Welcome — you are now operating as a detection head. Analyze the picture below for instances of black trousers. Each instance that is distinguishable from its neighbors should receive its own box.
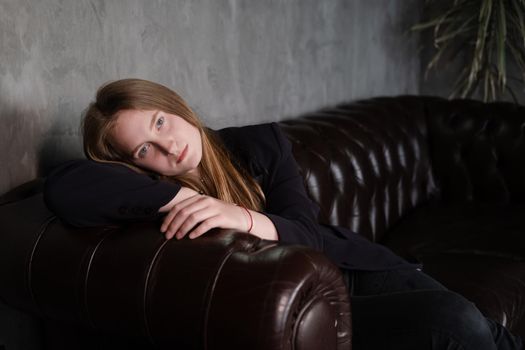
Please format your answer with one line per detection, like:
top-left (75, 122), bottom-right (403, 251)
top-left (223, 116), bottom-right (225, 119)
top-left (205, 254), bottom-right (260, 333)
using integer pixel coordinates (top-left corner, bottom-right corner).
top-left (344, 268), bottom-right (523, 350)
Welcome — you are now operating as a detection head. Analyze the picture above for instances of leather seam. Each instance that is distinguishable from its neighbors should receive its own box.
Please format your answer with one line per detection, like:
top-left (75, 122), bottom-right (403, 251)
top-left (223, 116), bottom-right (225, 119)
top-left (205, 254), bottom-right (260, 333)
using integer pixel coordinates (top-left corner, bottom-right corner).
top-left (143, 238), bottom-right (170, 345)
top-left (203, 247), bottom-right (237, 350)
top-left (292, 295), bottom-right (321, 350)
top-left (27, 215), bottom-right (57, 316)
top-left (83, 227), bottom-right (114, 330)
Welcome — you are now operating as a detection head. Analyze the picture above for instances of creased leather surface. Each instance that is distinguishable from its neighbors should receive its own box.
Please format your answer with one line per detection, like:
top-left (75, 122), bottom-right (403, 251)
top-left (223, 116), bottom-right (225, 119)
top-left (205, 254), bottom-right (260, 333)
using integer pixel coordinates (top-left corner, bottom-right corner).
top-left (0, 187), bottom-right (351, 350)
top-left (280, 96), bottom-right (438, 243)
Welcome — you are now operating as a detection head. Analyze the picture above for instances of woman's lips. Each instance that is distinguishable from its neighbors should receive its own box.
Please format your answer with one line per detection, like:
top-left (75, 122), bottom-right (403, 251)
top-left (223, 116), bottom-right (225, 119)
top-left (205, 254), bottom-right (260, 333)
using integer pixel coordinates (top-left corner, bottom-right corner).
top-left (176, 145), bottom-right (188, 163)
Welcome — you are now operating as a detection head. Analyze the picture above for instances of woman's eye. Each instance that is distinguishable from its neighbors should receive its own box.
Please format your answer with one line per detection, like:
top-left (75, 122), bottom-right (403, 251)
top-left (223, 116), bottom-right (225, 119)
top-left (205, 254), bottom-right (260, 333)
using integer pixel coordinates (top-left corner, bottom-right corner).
top-left (155, 116), bottom-right (165, 130)
top-left (138, 143), bottom-right (150, 158)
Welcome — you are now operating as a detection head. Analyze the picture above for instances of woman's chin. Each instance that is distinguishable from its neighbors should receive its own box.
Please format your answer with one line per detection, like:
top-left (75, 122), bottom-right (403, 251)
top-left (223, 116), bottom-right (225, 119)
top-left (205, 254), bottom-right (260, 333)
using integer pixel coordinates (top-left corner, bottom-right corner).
top-left (161, 168), bottom-right (189, 177)
top-left (160, 170), bottom-right (179, 177)
top-left (159, 164), bottom-right (199, 177)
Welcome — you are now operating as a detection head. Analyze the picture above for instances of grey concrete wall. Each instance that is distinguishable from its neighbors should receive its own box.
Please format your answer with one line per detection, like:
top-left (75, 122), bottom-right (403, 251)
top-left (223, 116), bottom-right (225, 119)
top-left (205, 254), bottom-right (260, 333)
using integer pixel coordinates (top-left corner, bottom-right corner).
top-left (0, 0), bottom-right (422, 196)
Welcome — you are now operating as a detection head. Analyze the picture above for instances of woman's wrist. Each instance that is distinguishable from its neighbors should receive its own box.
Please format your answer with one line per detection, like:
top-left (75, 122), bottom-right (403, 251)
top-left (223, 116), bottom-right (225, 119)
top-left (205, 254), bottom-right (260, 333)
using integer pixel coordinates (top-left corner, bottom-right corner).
top-left (159, 186), bottom-right (200, 212)
top-left (235, 204), bottom-right (253, 232)
top-left (244, 210), bottom-right (279, 241)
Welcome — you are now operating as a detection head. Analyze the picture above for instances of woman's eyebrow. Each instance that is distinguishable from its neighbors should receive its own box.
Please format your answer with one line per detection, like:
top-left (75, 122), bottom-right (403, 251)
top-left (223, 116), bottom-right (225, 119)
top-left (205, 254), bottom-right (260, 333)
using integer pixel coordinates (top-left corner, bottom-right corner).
top-left (130, 110), bottom-right (161, 157)
top-left (148, 110), bottom-right (160, 131)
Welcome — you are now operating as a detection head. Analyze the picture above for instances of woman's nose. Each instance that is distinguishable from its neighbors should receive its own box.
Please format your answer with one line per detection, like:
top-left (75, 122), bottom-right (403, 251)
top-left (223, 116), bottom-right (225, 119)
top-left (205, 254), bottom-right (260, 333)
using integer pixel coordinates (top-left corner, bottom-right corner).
top-left (158, 139), bottom-right (177, 155)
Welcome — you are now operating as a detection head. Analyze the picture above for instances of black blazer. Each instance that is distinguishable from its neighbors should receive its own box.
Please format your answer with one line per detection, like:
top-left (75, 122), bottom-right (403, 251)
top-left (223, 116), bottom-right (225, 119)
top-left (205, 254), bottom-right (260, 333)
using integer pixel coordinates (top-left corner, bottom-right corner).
top-left (44, 123), bottom-right (413, 271)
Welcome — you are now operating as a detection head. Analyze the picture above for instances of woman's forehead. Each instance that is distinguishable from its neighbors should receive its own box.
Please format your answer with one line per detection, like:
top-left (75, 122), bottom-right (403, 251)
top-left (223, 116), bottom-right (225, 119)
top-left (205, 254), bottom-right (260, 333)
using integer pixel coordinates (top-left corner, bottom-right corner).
top-left (116, 108), bottom-right (155, 121)
top-left (111, 109), bottom-right (155, 150)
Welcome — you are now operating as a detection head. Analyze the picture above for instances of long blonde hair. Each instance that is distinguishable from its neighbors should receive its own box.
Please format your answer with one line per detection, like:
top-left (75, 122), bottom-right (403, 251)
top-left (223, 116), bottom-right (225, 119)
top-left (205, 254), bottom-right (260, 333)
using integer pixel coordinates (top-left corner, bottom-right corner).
top-left (82, 78), bottom-right (265, 211)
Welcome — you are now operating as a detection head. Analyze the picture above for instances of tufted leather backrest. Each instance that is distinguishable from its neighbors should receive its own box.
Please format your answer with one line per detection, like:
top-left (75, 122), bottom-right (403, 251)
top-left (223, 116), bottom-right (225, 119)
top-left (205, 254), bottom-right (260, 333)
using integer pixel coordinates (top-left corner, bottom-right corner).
top-left (424, 98), bottom-right (525, 204)
top-left (279, 96), bottom-right (437, 242)
top-left (279, 96), bottom-right (525, 243)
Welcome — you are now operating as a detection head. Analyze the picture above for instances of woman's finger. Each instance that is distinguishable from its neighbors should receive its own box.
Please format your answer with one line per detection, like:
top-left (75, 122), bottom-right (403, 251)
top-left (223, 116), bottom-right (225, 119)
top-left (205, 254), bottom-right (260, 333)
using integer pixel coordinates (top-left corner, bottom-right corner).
top-left (188, 215), bottom-right (222, 239)
top-left (164, 197), bottom-right (215, 239)
top-left (161, 194), bottom-right (204, 233)
top-left (172, 206), bottom-right (217, 240)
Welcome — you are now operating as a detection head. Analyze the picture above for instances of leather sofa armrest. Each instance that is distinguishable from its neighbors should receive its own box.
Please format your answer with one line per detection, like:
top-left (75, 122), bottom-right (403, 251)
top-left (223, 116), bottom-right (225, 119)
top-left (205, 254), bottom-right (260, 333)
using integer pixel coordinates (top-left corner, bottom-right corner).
top-left (0, 191), bottom-right (351, 350)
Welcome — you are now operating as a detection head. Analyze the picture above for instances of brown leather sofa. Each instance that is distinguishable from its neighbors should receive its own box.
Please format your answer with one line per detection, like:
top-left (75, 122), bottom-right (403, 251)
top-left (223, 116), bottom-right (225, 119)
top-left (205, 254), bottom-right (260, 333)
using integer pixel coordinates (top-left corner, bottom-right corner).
top-left (1, 95), bottom-right (525, 348)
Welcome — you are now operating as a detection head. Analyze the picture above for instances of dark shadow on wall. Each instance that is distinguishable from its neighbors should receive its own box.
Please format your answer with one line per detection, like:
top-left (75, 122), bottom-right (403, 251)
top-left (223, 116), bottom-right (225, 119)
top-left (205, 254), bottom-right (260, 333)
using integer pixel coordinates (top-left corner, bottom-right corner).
top-left (0, 91), bottom-right (81, 195)
top-left (37, 120), bottom-right (84, 178)
top-left (0, 97), bottom-right (40, 194)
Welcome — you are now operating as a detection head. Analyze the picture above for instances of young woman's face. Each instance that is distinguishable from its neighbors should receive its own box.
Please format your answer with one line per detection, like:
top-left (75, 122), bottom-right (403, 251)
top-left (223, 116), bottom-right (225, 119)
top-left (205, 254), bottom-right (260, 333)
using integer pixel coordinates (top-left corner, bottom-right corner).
top-left (111, 109), bottom-right (202, 177)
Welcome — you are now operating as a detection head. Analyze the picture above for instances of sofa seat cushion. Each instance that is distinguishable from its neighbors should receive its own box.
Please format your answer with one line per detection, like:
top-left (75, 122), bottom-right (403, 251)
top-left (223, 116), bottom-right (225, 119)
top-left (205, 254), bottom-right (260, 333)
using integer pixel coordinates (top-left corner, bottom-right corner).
top-left (381, 200), bottom-right (525, 262)
top-left (380, 200), bottom-right (525, 336)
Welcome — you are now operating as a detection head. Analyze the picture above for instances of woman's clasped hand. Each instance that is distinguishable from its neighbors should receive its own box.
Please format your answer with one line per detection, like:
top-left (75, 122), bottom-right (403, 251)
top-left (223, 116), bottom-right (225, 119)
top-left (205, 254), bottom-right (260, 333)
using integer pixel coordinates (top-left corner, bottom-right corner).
top-left (159, 191), bottom-right (252, 240)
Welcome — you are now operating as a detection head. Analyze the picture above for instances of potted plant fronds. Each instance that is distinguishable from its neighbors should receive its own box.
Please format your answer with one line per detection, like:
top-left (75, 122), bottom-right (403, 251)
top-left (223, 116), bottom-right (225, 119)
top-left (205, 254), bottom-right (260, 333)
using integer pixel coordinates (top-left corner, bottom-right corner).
top-left (413, 0), bottom-right (525, 102)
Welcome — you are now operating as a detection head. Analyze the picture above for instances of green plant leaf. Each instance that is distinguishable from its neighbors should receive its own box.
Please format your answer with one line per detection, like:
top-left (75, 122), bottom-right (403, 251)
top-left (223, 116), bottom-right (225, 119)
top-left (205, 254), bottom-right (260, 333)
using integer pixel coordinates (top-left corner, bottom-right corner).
top-left (426, 40), bottom-right (452, 71)
top-left (490, 68), bottom-right (497, 101)
top-left (411, 17), bottom-right (455, 31)
top-left (415, 0), bottom-right (525, 101)
top-left (496, 0), bottom-right (507, 88)
top-left (468, 0), bottom-right (492, 91)
top-left (435, 20), bottom-right (476, 45)
top-left (507, 41), bottom-right (525, 74)
top-left (484, 65), bottom-right (490, 101)
top-left (509, 0), bottom-right (525, 48)
top-left (451, 66), bottom-right (471, 98)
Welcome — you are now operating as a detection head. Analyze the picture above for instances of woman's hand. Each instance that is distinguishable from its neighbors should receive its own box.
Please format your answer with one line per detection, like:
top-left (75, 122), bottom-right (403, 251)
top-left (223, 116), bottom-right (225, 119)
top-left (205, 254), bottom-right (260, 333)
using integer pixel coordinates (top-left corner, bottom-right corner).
top-left (160, 194), bottom-right (249, 240)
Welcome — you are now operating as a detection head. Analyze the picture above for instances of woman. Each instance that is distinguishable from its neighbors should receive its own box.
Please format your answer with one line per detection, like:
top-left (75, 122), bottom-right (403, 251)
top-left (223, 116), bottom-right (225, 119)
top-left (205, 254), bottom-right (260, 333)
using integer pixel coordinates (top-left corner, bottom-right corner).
top-left (44, 79), bottom-right (523, 349)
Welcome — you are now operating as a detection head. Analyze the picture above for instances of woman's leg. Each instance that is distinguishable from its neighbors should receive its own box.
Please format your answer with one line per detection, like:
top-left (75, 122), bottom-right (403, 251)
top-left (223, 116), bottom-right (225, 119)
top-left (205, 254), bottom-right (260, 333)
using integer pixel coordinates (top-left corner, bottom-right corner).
top-left (349, 267), bottom-right (447, 296)
top-left (351, 290), bottom-right (498, 350)
top-left (346, 268), bottom-right (523, 350)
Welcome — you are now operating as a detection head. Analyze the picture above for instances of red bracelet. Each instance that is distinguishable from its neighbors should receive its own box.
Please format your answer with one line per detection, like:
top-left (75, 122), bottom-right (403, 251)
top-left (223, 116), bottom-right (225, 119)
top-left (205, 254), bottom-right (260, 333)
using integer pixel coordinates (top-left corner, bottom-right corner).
top-left (236, 204), bottom-right (253, 233)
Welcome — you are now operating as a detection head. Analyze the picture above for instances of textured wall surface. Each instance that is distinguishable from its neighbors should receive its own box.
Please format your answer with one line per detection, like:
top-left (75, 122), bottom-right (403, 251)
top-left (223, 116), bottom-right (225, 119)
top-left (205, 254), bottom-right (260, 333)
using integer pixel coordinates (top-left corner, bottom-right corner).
top-left (0, 0), bottom-right (421, 195)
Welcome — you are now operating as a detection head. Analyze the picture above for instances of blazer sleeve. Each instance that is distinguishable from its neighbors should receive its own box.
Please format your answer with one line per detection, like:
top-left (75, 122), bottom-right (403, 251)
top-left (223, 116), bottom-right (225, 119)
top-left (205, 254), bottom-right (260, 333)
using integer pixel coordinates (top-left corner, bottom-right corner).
top-left (262, 123), bottom-right (324, 252)
top-left (44, 159), bottom-right (181, 227)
